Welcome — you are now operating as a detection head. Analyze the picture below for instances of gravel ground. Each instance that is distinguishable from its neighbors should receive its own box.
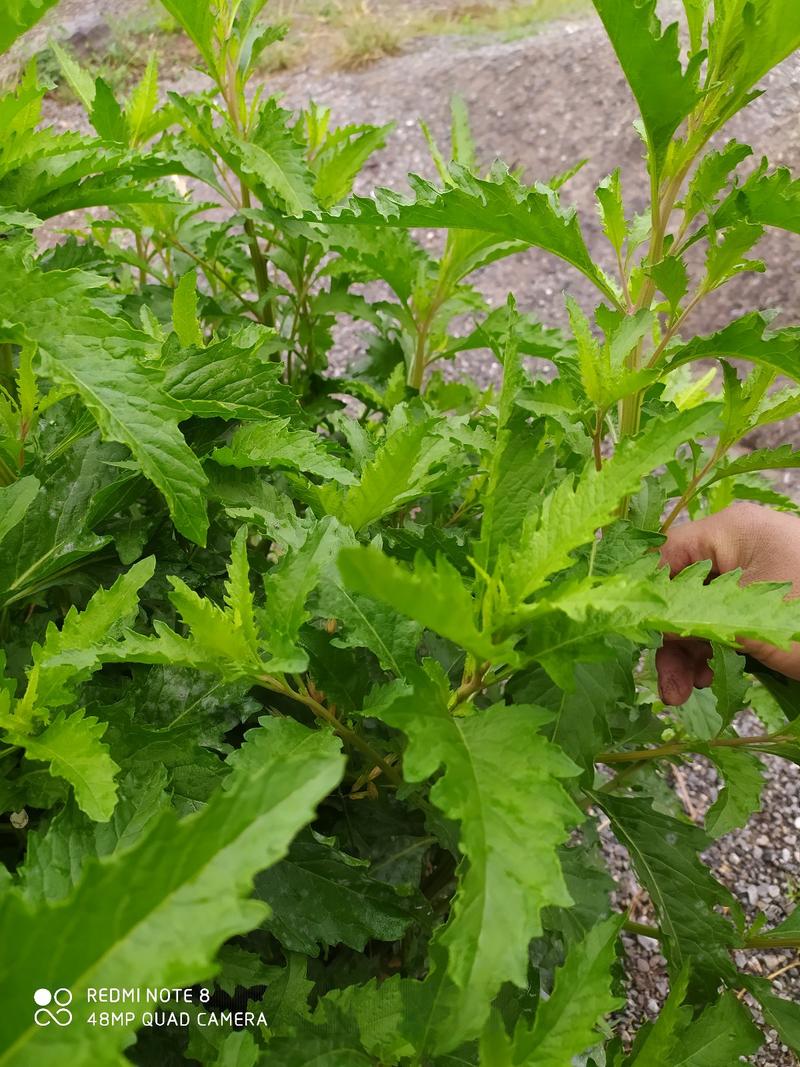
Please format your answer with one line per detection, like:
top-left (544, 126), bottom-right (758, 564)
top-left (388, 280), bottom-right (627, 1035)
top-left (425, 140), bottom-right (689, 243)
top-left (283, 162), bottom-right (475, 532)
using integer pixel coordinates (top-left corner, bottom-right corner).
top-left (9, 3), bottom-right (800, 1061)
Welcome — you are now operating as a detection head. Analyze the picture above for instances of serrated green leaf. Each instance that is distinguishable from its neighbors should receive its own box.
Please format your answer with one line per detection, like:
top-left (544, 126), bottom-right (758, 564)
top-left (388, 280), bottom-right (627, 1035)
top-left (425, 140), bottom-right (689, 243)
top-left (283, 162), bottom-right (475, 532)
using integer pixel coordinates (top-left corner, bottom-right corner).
top-left (705, 444), bottom-right (800, 485)
top-left (682, 0), bottom-right (708, 53)
top-left (512, 653), bottom-right (636, 774)
top-left (49, 40), bottom-right (96, 113)
top-left (0, 441), bottom-right (111, 609)
top-left (172, 270), bottom-right (203, 348)
top-left (684, 141), bottom-right (753, 223)
top-left (18, 768), bottom-right (170, 903)
top-left (705, 748), bottom-right (764, 838)
top-left (705, 220), bottom-right (764, 289)
top-left (671, 992), bottom-right (761, 1065)
top-left (567, 299), bottom-right (656, 409)
top-left (754, 903), bottom-right (800, 944)
top-left (338, 548), bottom-right (516, 665)
top-left (323, 164), bottom-right (619, 305)
top-left (169, 94), bottom-right (314, 215)
top-left (308, 977), bottom-right (416, 1062)
top-left (596, 169), bottom-right (626, 254)
top-left (667, 312), bottom-right (800, 383)
top-left (648, 561), bottom-right (800, 648)
top-left (544, 572), bottom-right (666, 630)
top-left (0, 477), bottom-right (39, 545)
top-left (507, 914), bottom-right (624, 1065)
top-left (443, 303), bottom-right (568, 363)
top-left (0, 716), bottom-right (343, 1067)
top-left (224, 527), bottom-right (259, 654)
top-left (158, 0), bottom-right (219, 75)
top-left (625, 965), bottom-right (691, 1066)
top-left (708, 1), bottom-right (800, 123)
top-left (167, 574), bottom-right (260, 674)
top-left (2, 709), bottom-right (119, 822)
top-left (261, 518), bottom-right (350, 672)
top-left (96, 670), bottom-right (258, 808)
top-left (0, 239), bottom-right (208, 544)
top-left (322, 223), bottom-right (431, 304)
top-left (326, 417), bottom-right (453, 531)
top-left (499, 405), bottom-right (718, 603)
top-left (124, 52), bottom-right (159, 146)
top-left (213, 418), bottom-right (357, 485)
top-left (449, 93), bottom-right (477, 170)
top-left (474, 308), bottom-right (557, 570)
top-left (163, 325), bottom-right (294, 421)
top-left (237, 98), bottom-right (316, 215)
top-left (749, 978), bottom-right (800, 1056)
top-left (0, 0), bottom-right (60, 52)
top-left (719, 163), bottom-right (800, 235)
top-left (626, 972), bottom-right (762, 1066)
top-left (648, 256), bottom-right (689, 316)
top-left (259, 952), bottom-right (313, 1032)
top-left (550, 841), bottom-right (615, 946)
top-left (14, 557), bottom-right (155, 721)
top-left (312, 122), bottom-right (393, 209)
top-left (372, 664), bottom-right (581, 1043)
top-left (316, 578), bottom-right (421, 676)
top-left (592, 794), bottom-right (740, 988)
top-left (260, 1036), bottom-right (372, 1066)
top-left (254, 831), bottom-right (417, 955)
top-left (188, 1028), bottom-right (259, 1067)
top-left (709, 643), bottom-right (748, 726)
top-left (519, 608), bottom-right (629, 689)
top-left (591, 0), bottom-right (702, 174)
top-left (89, 78), bottom-right (127, 144)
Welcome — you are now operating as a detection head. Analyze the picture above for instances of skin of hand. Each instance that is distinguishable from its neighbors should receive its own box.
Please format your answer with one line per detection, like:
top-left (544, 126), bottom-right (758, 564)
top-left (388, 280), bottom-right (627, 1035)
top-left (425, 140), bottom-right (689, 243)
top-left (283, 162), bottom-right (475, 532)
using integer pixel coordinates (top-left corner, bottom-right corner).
top-left (657, 503), bottom-right (800, 706)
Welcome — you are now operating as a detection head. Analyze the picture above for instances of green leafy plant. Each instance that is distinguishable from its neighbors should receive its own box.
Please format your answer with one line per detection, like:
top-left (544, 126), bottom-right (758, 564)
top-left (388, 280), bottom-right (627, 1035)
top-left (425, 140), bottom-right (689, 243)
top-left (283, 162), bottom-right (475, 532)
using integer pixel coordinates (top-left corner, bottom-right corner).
top-left (2, 1), bottom-right (800, 1064)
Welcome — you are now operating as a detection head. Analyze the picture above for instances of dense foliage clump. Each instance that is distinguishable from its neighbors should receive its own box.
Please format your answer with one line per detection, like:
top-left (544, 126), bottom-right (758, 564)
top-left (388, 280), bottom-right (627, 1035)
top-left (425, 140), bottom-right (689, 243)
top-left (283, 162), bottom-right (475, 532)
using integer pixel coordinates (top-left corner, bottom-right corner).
top-left (2, 1), bottom-right (800, 1063)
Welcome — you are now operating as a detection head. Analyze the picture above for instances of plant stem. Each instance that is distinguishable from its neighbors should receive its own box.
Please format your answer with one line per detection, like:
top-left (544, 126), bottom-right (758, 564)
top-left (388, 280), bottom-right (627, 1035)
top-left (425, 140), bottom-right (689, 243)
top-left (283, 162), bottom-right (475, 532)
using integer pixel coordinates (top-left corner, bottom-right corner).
top-left (220, 53), bottom-right (276, 330)
top-left (661, 442), bottom-right (724, 532)
top-left (0, 343), bottom-right (14, 386)
top-left (166, 235), bottom-right (259, 316)
top-left (256, 673), bottom-right (403, 788)
top-left (746, 937), bottom-right (800, 951)
top-left (597, 732), bottom-right (787, 765)
top-left (623, 919), bottom-right (662, 940)
top-left (409, 310), bottom-right (434, 391)
top-left (134, 234), bottom-right (148, 290)
top-left (409, 285), bottom-right (447, 391)
top-left (618, 161), bottom-right (695, 468)
top-left (645, 287), bottom-right (706, 370)
top-left (592, 410), bottom-right (604, 472)
top-left (624, 919), bottom-right (800, 951)
top-left (240, 183), bottom-right (276, 328)
top-left (616, 246), bottom-right (632, 312)
top-left (449, 661), bottom-right (491, 710)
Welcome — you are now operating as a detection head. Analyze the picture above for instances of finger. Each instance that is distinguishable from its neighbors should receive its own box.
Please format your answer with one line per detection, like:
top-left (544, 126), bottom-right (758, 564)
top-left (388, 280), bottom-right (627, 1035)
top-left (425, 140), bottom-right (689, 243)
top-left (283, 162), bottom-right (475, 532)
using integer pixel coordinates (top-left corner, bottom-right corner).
top-left (659, 504), bottom-right (777, 579)
top-left (656, 643), bottom-right (696, 706)
top-left (738, 636), bottom-right (800, 681)
top-left (696, 659), bottom-right (714, 688)
top-left (659, 514), bottom-right (725, 577)
top-left (680, 637), bottom-right (714, 687)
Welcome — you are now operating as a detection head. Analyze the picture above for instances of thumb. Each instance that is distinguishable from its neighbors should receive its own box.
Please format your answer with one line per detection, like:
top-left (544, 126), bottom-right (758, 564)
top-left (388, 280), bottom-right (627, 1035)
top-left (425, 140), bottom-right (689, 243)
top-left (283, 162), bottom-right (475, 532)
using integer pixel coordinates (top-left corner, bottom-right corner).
top-left (659, 508), bottom-right (749, 579)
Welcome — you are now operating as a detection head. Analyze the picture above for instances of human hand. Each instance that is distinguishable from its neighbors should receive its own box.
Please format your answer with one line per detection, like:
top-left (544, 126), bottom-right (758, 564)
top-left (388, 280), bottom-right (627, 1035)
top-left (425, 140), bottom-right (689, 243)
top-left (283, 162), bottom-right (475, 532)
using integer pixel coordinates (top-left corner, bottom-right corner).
top-left (656, 503), bottom-right (800, 706)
